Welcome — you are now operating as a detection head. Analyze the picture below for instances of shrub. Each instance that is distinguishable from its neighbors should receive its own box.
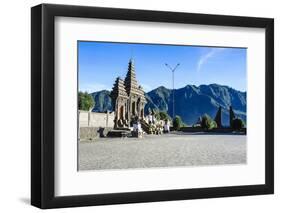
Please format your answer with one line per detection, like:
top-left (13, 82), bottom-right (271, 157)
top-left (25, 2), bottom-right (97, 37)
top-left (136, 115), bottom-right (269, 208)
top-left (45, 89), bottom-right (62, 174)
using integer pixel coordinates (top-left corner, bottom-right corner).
top-left (173, 115), bottom-right (183, 131)
top-left (78, 91), bottom-right (94, 111)
top-left (231, 118), bottom-right (245, 130)
top-left (200, 114), bottom-right (217, 130)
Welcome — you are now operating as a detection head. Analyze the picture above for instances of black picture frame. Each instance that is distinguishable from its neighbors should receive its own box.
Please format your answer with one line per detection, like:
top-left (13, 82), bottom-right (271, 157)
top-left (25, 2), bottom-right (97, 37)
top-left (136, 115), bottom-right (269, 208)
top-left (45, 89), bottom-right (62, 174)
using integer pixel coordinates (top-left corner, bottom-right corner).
top-left (31, 3), bottom-right (274, 209)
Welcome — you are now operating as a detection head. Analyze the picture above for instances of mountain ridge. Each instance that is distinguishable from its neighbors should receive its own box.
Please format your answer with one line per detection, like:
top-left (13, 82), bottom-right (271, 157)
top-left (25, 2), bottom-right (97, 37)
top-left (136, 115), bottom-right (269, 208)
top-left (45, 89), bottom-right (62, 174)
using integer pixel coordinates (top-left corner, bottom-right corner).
top-left (90, 84), bottom-right (246, 126)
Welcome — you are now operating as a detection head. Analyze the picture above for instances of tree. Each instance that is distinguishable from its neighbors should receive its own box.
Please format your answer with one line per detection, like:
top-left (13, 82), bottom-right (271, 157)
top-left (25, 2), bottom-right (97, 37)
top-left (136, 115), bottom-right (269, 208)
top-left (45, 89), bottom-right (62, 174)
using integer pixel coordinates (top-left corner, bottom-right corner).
top-left (200, 114), bottom-right (217, 130)
top-left (78, 91), bottom-right (94, 111)
top-left (173, 115), bottom-right (183, 131)
top-left (229, 106), bottom-right (236, 128)
top-left (214, 106), bottom-right (222, 128)
top-left (231, 118), bottom-right (245, 130)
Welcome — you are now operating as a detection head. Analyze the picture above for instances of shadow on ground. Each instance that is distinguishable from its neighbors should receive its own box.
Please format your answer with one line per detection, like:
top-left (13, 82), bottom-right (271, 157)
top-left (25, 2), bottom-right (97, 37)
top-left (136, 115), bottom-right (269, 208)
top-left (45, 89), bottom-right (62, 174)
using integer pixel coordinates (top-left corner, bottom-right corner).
top-left (19, 197), bottom-right (30, 205)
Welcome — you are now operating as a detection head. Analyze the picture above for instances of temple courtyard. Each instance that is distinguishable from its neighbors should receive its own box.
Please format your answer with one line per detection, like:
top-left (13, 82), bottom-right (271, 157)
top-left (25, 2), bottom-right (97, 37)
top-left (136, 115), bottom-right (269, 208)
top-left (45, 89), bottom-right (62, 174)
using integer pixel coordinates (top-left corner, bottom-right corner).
top-left (78, 132), bottom-right (246, 171)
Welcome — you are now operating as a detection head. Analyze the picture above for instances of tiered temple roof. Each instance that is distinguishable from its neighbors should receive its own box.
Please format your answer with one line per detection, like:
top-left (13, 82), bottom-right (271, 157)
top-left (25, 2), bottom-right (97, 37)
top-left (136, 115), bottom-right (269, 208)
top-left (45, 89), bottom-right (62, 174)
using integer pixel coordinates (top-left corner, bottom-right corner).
top-left (111, 59), bottom-right (146, 102)
top-left (124, 59), bottom-right (146, 101)
top-left (111, 77), bottom-right (128, 100)
top-left (124, 59), bottom-right (138, 94)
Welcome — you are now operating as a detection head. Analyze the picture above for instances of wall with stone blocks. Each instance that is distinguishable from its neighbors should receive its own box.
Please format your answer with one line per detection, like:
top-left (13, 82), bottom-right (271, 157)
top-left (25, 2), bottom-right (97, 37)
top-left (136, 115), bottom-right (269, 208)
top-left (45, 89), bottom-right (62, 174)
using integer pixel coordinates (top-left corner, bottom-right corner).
top-left (79, 127), bottom-right (113, 139)
top-left (79, 110), bottom-right (115, 128)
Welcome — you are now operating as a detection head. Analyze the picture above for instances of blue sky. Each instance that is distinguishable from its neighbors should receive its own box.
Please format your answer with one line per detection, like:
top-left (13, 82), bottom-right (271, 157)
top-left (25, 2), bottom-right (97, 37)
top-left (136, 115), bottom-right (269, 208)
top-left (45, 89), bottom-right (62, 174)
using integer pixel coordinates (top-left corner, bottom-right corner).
top-left (78, 41), bottom-right (247, 93)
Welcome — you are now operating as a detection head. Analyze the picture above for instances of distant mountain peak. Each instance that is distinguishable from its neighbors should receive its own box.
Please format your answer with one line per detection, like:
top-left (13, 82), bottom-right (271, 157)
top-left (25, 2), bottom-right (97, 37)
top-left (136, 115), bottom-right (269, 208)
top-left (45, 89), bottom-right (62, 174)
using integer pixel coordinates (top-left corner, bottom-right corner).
top-left (153, 85), bottom-right (170, 91)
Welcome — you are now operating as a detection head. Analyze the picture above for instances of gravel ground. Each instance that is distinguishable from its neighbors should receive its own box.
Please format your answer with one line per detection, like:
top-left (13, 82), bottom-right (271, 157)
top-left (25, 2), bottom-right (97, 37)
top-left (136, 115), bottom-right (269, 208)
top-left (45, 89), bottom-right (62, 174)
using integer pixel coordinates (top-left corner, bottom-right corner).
top-left (78, 132), bottom-right (246, 171)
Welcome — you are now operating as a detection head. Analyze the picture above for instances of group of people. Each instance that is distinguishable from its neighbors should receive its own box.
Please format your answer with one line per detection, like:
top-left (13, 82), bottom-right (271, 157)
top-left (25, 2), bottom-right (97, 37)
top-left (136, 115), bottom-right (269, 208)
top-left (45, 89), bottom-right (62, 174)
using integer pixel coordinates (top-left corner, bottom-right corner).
top-left (148, 119), bottom-right (170, 135)
top-left (147, 113), bottom-right (170, 134)
top-left (131, 114), bottom-right (171, 138)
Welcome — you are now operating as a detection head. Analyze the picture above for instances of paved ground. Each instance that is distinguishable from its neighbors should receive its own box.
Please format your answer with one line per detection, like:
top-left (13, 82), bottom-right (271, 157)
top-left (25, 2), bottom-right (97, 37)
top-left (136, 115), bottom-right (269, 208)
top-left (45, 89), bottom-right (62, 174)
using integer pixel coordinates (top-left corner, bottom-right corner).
top-left (78, 132), bottom-right (246, 171)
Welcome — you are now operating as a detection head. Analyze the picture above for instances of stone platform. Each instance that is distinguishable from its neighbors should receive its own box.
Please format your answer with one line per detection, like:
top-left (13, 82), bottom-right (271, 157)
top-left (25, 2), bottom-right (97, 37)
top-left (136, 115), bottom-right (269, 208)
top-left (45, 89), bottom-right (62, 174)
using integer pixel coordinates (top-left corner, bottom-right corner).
top-left (107, 129), bottom-right (131, 138)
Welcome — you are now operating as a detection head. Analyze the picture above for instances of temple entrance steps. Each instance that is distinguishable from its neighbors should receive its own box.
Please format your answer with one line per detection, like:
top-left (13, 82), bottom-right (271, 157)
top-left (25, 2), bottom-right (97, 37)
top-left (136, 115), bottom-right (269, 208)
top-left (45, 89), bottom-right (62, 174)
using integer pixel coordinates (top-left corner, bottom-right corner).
top-left (140, 119), bottom-right (150, 134)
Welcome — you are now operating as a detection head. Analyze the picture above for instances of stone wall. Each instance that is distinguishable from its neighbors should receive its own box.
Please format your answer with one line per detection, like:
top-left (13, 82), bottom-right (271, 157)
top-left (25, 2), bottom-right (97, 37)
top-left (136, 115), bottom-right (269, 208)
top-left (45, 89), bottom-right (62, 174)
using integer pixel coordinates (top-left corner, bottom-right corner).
top-left (79, 127), bottom-right (113, 140)
top-left (79, 111), bottom-right (115, 140)
top-left (180, 127), bottom-right (246, 134)
top-left (79, 110), bottom-right (115, 128)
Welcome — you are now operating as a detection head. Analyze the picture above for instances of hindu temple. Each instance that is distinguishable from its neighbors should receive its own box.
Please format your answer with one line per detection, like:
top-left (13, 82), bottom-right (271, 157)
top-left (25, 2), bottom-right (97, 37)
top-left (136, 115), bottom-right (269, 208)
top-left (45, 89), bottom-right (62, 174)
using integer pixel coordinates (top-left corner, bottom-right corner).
top-left (110, 59), bottom-right (147, 129)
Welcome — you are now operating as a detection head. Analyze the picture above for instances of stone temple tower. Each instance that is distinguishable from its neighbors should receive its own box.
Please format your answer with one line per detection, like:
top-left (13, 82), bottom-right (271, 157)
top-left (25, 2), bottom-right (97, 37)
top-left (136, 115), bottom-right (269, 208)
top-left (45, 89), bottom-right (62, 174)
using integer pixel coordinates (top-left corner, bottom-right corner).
top-left (110, 59), bottom-right (146, 128)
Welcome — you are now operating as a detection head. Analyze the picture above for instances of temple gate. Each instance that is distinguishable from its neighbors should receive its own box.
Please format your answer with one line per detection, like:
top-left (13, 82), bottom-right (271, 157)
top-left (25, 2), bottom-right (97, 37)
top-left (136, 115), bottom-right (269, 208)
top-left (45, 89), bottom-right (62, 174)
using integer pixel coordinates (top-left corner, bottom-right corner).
top-left (110, 59), bottom-right (147, 128)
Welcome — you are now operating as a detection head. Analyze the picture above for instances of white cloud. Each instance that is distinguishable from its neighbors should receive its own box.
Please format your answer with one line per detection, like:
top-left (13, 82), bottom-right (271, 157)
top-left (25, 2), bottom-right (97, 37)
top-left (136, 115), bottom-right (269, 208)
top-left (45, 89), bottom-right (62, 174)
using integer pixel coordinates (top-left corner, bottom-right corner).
top-left (197, 48), bottom-right (226, 72)
top-left (79, 83), bottom-right (110, 93)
